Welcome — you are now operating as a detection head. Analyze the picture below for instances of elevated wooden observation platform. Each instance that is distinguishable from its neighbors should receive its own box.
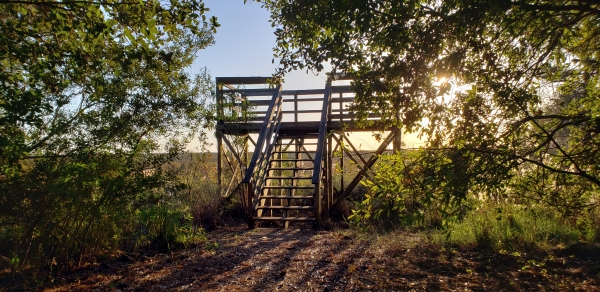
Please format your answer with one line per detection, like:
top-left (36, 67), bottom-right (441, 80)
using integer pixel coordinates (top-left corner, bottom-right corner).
top-left (215, 77), bottom-right (400, 228)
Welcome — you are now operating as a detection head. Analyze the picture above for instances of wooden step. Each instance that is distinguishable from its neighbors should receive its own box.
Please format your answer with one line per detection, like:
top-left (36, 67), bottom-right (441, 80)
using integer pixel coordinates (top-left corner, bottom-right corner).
top-left (265, 176), bottom-right (312, 180)
top-left (263, 185), bottom-right (313, 190)
top-left (253, 216), bottom-right (315, 221)
top-left (274, 145), bottom-right (317, 148)
top-left (270, 159), bottom-right (314, 162)
top-left (268, 167), bottom-right (313, 171)
top-left (258, 195), bottom-right (313, 199)
top-left (256, 206), bottom-right (313, 210)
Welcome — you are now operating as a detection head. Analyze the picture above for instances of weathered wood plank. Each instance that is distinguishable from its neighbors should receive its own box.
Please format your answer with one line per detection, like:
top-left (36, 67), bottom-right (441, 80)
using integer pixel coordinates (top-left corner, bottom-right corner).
top-left (243, 84), bottom-right (282, 183)
top-left (263, 185), bottom-right (313, 189)
top-left (217, 129), bottom-right (245, 167)
top-left (312, 81), bottom-right (332, 184)
top-left (267, 167), bottom-right (313, 171)
top-left (258, 195), bottom-right (313, 199)
top-left (217, 76), bottom-right (271, 84)
top-left (265, 176), bottom-right (312, 180)
top-left (333, 131), bottom-right (395, 207)
top-left (256, 206), bottom-right (313, 210)
top-left (253, 216), bottom-right (315, 221)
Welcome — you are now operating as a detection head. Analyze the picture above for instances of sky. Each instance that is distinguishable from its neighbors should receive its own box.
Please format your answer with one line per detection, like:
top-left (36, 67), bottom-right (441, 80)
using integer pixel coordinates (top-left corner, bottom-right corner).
top-left (188, 0), bottom-right (423, 151)
top-left (192, 0), bottom-right (328, 89)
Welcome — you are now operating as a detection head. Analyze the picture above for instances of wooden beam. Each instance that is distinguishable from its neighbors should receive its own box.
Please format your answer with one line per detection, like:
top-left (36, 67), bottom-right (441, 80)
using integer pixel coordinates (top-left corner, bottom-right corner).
top-left (333, 132), bottom-right (394, 207)
top-left (246, 182), bottom-right (254, 228)
top-left (222, 147), bottom-right (236, 175)
top-left (223, 163), bottom-right (241, 199)
top-left (217, 131), bottom-right (223, 187)
top-left (325, 134), bottom-right (333, 218)
top-left (224, 182), bottom-right (243, 200)
top-left (299, 145), bottom-right (315, 161)
top-left (333, 134), bottom-right (376, 182)
top-left (217, 76), bottom-right (271, 85)
top-left (393, 127), bottom-right (402, 152)
top-left (248, 135), bottom-right (257, 148)
top-left (312, 81), bottom-right (332, 184)
top-left (244, 85), bottom-right (282, 183)
top-left (329, 113), bottom-right (381, 120)
top-left (217, 130), bottom-right (245, 167)
top-left (342, 134), bottom-right (368, 165)
top-left (313, 184), bottom-right (321, 228)
top-left (331, 133), bottom-right (341, 154)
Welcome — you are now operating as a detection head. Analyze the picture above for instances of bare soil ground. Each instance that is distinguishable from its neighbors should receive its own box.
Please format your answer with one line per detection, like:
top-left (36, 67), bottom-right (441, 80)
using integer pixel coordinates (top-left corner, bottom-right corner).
top-left (43, 225), bottom-right (600, 291)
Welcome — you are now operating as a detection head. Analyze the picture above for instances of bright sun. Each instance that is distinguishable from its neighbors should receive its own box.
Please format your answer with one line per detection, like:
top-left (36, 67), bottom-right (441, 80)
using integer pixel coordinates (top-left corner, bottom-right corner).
top-left (435, 77), bottom-right (448, 86)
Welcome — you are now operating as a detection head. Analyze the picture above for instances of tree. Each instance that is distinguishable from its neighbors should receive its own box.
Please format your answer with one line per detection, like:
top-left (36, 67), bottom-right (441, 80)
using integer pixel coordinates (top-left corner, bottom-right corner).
top-left (258, 0), bottom-right (600, 213)
top-left (0, 0), bottom-right (218, 277)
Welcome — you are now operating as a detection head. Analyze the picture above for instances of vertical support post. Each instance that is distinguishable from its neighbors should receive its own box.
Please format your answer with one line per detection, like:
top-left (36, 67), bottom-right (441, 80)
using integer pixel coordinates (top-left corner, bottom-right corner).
top-left (393, 94), bottom-right (402, 153)
top-left (216, 78), bottom-right (224, 189)
top-left (294, 93), bottom-right (298, 123)
top-left (217, 132), bottom-right (223, 188)
top-left (313, 79), bottom-right (331, 228)
top-left (393, 127), bottom-right (402, 153)
top-left (246, 182), bottom-right (254, 229)
top-left (276, 141), bottom-right (282, 218)
top-left (244, 134), bottom-right (249, 166)
top-left (313, 184), bottom-right (321, 228)
top-left (339, 92), bottom-right (344, 193)
top-left (291, 138), bottom-right (299, 199)
top-left (325, 134), bottom-right (333, 219)
top-left (340, 133), bottom-right (344, 197)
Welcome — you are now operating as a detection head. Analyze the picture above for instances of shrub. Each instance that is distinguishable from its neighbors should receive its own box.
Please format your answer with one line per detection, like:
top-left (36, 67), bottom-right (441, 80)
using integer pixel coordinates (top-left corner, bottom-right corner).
top-left (432, 202), bottom-right (585, 251)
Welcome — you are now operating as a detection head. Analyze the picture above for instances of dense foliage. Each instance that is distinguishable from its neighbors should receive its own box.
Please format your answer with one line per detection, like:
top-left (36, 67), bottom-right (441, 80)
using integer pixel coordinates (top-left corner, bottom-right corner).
top-left (259, 0), bottom-right (600, 226)
top-left (0, 0), bottom-right (218, 281)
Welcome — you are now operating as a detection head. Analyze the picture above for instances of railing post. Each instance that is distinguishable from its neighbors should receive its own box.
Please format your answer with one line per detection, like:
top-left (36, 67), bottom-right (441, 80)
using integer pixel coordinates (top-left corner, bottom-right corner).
top-left (312, 79), bottom-right (332, 228)
top-left (216, 78), bottom-right (223, 190)
top-left (246, 182), bottom-right (254, 229)
top-left (313, 184), bottom-right (321, 228)
top-left (243, 84), bottom-right (282, 183)
top-left (325, 134), bottom-right (332, 218)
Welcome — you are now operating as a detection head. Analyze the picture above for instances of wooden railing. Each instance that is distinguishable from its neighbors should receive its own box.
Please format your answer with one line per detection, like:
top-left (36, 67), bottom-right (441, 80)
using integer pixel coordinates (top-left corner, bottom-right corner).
top-left (311, 80), bottom-right (332, 225)
top-left (242, 85), bottom-right (283, 214)
top-left (220, 85), bottom-right (359, 125)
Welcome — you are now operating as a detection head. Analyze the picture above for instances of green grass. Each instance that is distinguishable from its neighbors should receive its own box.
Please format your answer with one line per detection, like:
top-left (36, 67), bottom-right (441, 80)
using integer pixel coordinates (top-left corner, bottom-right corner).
top-left (431, 202), bottom-right (590, 251)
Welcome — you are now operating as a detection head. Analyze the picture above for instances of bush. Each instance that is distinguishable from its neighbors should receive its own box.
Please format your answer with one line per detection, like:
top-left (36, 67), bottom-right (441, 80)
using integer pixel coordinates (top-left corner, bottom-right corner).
top-left (187, 181), bottom-right (223, 228)
top-left (432, 202), bottom-right (586, 251)
top-left (175, 153), bottom-right (227, 228)
top-left (347, 150), bottom-right (476, 230)
top-left (0, 152), bottom-right (209, 286)
top-left (134, 202), bottom-right (206, 250)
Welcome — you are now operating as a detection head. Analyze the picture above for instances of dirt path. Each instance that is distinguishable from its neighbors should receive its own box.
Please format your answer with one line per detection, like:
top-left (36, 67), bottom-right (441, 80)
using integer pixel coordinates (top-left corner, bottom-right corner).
top-left (48, 226), bottom-right (599, 291)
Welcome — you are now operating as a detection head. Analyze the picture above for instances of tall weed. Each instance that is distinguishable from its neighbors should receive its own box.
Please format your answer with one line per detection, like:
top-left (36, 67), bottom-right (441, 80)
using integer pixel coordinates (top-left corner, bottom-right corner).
top-left (432, 202), bottom-right (584, 251)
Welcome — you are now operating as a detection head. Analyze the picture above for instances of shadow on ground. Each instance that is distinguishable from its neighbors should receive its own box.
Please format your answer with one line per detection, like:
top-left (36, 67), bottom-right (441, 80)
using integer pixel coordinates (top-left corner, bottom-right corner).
top-left (45, 226), bottom-right (600, 291)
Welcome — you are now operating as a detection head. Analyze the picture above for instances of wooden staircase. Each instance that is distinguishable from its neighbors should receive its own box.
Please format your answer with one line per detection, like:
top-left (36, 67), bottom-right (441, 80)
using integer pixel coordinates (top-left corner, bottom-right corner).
top-left (254, 139), bottom-right (319, 226)
top-left (216, 76), bottom-right (397, 229)
top-left (243, 82), bottom-right (332, 228)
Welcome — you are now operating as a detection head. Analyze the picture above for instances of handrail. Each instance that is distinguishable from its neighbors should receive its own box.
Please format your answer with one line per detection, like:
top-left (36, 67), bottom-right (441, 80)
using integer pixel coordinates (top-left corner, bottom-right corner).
top-left (243, 84), bottom-right (282, 183)
top-left (251, 109), bottom-right (283, 209)
top-left (312, 80), bottom-right (332, 184)
top-left (220, 85), bottom-right (354, 125)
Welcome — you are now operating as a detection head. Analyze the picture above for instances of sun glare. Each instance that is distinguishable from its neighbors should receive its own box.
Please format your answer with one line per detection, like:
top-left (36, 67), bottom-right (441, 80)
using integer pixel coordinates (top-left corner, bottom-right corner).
top-left (434, 76), bottom-right (448, 86)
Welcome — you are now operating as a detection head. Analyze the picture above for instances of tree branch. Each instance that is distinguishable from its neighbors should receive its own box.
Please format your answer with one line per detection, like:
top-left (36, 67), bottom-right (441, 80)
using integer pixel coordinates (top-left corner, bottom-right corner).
top-left (0, 0), bottom-right (138, 5)
top-left (515, 2), bottom-right (600, 15)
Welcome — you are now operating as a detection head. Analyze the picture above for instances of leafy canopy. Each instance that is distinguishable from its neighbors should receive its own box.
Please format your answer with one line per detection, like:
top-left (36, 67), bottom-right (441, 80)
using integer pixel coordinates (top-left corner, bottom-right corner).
top-left (258, 0), bottom-right (600, 217)
top-left (0, 0), bottom-right (218, 274)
